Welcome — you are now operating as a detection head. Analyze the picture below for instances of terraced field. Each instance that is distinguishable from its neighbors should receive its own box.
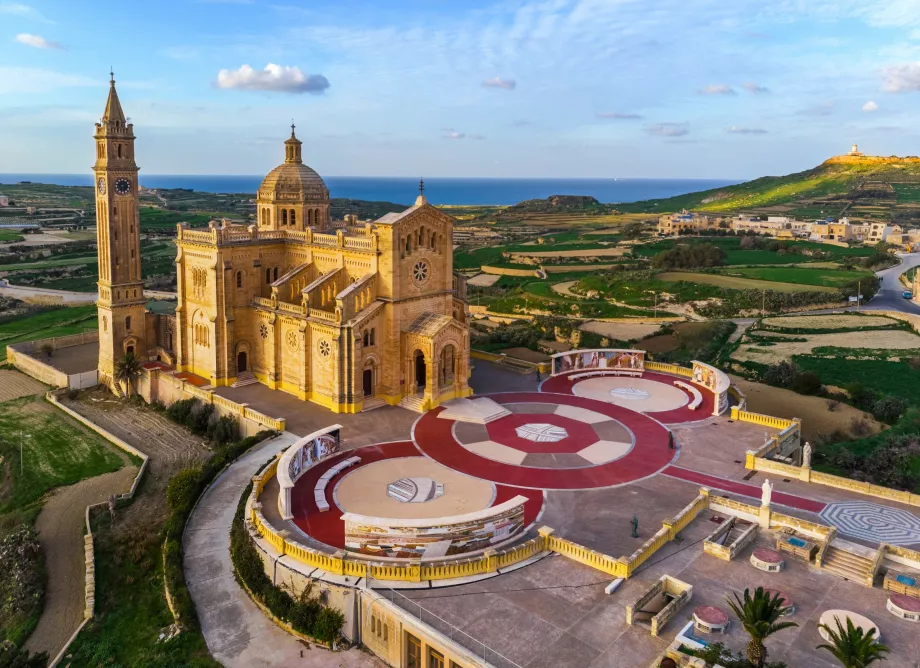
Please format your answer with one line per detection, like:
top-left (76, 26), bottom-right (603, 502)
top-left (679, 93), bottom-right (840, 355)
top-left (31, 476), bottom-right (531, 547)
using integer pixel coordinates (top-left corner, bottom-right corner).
top-left (657, 271), bottom-right (838, 293)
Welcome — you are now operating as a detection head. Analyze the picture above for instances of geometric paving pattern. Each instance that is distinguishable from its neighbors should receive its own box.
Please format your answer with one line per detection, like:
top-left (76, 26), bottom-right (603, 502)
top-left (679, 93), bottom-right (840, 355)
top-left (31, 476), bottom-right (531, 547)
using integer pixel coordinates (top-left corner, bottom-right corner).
top-left (819, 501), bottom-right (920, 546)
top-left (516, 423), bottom-right (568, 442)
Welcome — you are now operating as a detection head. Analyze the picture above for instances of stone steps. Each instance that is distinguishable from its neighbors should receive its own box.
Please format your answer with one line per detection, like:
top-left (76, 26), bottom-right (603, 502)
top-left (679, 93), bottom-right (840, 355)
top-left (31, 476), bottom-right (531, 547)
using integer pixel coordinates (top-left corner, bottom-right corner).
top-left (821, 546), bottom-right (875, 584)
top-left (437, 397), bottom-right (511, 424)
top-left (232, 371), bottom-right (259, 388)
top-left (399, 394), bottom-right (427, 413)
top-left (361, 396), bottom-right (387, 412)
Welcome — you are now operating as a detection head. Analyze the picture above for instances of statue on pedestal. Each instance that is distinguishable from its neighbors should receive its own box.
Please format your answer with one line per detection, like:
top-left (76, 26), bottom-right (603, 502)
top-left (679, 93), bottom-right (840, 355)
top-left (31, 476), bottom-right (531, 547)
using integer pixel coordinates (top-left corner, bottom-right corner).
top-left (802, 441), bottom-right (812, 468)
top-left (761, 479), bottom-right (773, 507)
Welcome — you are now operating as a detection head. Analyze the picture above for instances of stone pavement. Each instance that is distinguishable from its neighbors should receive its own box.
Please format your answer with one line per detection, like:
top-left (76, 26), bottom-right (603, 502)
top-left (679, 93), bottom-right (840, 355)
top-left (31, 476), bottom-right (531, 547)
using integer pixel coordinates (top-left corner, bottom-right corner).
top-left (183, 431), bottom-right (385, 668)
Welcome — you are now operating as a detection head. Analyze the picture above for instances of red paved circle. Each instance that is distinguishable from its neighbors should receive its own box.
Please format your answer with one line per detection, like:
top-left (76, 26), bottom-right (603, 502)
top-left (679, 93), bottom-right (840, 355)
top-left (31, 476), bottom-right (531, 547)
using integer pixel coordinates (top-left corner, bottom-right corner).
top-left (764, 589), bottom-right (794, 610)
top-left (694, 605), bottom-right (729, 625)
top-left (485, 413), bottom-right (602, 454)
top-left (889, 593), bottom-right (920, 613)
top-left (540, 370), bottom-right (716, 423)
top-left (287, 440), bottom-right (544, 550)
top-left (753, 547), bottom-right (784, 564)
top-left (414, 392), bottom-right (675, 489)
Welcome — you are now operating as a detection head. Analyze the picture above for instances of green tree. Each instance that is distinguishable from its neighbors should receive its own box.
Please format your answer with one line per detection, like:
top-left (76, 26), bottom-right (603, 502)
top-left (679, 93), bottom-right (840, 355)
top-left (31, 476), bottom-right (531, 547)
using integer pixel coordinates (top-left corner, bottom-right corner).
top-left (726, 587), bottom-right (798, 668)
top-left (113, 352), bottom-right (143, 398)
top-left (817, 617), bottom-right (890, 668)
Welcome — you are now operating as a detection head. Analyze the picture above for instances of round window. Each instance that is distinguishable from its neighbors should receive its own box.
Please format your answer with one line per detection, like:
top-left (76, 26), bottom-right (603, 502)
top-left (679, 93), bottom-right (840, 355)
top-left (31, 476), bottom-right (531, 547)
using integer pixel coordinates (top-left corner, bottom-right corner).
top-left (318, 339), bottom-right (331, 357)
top-left (259, 323), bottom-right (269, 339)
top-left (412, 259), bottom-right (430, 284)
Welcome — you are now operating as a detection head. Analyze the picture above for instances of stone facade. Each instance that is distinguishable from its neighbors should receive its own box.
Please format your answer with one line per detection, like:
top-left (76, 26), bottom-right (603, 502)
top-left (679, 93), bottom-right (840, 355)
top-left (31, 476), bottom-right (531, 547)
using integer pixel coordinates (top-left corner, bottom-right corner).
top-left (94, 82), bottom-right (471, 413)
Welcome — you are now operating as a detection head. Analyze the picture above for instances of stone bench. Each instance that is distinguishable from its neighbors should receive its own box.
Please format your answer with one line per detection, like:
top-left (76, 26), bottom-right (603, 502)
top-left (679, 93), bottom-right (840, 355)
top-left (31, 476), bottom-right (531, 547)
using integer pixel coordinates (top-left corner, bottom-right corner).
top-left (673, 380), bottom-right (703, 410)
top-left (569, 369), bottom-right (643, 381)
top-left (887, 593), bottom-right (920, 622)
top-left (313, 456), bottom-right (361, 512)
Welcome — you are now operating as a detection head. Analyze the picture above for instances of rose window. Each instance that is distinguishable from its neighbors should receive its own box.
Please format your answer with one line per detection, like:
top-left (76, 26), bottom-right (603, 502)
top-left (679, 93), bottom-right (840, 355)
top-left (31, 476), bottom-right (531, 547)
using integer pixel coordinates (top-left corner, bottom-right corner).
top-left (259, 323), bottom-right (268, 339)
top-left (318, 339), bottom-right (331, 357)
top-left (412, 260), bottom-right (430, 283)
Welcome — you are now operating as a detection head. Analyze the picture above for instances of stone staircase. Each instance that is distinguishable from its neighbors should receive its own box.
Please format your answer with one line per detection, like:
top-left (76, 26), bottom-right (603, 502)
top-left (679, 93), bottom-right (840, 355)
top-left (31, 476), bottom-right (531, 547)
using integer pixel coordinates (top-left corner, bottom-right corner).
top-left (399, 394), bottom-right (427, 413)
top-left (361, 396), bottom-right (387, 412)
top-left (437, 397), bottom-right (510, 424)
top-left (820, 542), bottom-right (877, 585)
top-left (231, 371), bottom-right (258, 388)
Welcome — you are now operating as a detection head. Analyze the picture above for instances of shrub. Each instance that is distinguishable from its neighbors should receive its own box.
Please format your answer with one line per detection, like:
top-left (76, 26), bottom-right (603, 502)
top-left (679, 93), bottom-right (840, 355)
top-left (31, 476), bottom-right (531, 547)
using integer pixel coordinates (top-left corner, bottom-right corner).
top-left (207, 414), bottom-right (239, 446)
top-left (166, 467), bottom-right (203, 515)
top-left (166, 398), bottom-right (197, 424)
top-left (313, 607), bottom-right (346, 645)
top-left (651, 242), bottom-right (726, 270)
top-left (185, 402), bottom-right (215, 436)
top-left (849, 416), bottom-right (872, 436)
top-left (827, 399), bottom-right (840, 412)
top-left (762, 361), bottom-right (799, 388)
top-left (873, 396), bottom-right (908, 424)
top-left (0, 646), bottom-right (48, 668)
top-left (791, 371), bottom-right (822, 395)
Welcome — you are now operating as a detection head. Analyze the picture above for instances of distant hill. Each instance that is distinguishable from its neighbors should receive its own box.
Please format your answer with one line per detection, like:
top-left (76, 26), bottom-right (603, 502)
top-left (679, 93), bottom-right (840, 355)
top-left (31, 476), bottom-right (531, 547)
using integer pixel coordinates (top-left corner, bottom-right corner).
top-left (617, 153), bottom-right (920, 224)
top-left (481, 195), bottom-right (617, 222)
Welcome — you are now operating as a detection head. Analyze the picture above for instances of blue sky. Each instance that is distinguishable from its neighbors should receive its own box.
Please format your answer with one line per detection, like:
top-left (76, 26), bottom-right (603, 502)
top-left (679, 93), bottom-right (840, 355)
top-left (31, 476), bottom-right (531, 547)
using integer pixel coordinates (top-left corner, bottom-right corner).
top-left (3, 0), bottom-right (920, 179)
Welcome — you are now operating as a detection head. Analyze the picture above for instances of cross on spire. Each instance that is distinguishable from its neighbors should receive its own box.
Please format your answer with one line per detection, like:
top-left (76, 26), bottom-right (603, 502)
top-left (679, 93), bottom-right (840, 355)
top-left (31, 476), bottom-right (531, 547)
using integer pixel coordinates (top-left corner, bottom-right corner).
top-left (109, 67), bottom-right (115, 84)
top-left (419, 178), bottom-right (425, 196)
top-left (291, 120), bottom-right (296, 137)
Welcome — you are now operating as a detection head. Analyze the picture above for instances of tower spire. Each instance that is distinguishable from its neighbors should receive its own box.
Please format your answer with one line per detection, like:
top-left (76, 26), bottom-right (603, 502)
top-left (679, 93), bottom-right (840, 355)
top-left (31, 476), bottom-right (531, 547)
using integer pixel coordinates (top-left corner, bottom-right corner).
top-left (102, 70), bottom-right (126, 124)
top-left (415, 177), bottom-right (427, 206)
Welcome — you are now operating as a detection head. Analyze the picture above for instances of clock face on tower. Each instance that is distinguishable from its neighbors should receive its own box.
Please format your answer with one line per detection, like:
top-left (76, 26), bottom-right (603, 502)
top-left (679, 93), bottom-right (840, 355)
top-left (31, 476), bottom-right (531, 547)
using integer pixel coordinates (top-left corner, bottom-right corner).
top-left (97, 178), bottom-right (106, 195)
top-left (114, 178), bottom-right (131, 196)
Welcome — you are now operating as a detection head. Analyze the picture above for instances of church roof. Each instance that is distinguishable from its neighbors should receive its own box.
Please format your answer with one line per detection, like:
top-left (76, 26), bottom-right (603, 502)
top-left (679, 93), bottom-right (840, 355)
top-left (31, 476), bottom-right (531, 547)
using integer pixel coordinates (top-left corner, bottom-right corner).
top-left (404, 312), bottom-right (454, 337)
top-left (103, 73), bottom-right (126, 123)
top-left (258, 126), bottom-right (329, 202)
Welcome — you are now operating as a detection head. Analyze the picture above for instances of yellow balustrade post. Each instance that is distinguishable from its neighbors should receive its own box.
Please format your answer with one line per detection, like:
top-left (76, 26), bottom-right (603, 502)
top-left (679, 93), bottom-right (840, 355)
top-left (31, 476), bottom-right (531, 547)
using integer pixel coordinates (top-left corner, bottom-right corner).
top-left (409, 560), bottom-right (422, 583)
top-left (730, 405), bottom-right (739, 420)
top-left (329, 550), bottom-right (346, 576)
top-left (662, 519), bottom-right (676, 541)
top-left (484, 549), bottom-right (499, 573)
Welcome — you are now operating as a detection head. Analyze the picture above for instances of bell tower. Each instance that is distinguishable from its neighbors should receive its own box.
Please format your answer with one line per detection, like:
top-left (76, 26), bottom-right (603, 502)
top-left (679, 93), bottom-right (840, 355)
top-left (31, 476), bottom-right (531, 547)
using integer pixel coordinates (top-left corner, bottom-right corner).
top-left (94, 70), bottom-right (146, 386)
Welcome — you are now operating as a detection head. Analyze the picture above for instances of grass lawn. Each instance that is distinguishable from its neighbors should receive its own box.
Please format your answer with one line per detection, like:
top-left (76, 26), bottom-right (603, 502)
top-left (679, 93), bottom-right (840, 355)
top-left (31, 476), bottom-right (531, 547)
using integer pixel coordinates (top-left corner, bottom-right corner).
top-left (0, 395), bottom-right (125, 514)
top-left (633, 237), bottom-right (875, 266)
top-left (794, 356), bottom-right (920, 405)
top-left (0, 305), bottom-right (97, 347)
top-left (65, 511), bottom-right (218, 668)
top-left (656, 271), bottom-right (839, 293)
top-left (725, 266), bottom-right (874, 288)
top-left (0, 231), bottom-right (25, 243)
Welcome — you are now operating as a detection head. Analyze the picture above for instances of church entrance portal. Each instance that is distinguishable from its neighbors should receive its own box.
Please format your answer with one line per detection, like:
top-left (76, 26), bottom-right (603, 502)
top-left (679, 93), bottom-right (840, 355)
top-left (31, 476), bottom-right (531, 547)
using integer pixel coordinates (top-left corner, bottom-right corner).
top-left (363, 368), bottom-right (373, 396)
top-left (237, 351), bottom-right (248, 373)
top-left (415, 352), bottom-right (426, 389)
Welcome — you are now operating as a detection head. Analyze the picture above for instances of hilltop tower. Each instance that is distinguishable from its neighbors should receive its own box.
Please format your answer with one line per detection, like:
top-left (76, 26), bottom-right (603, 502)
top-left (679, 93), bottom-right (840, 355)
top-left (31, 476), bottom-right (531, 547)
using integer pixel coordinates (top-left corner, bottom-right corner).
top-left (94, 71), bottom-right (146, 387)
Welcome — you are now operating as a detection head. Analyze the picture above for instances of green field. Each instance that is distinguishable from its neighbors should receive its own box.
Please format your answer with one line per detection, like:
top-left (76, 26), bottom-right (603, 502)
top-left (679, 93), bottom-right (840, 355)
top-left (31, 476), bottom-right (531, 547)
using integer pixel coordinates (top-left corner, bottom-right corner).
top-left (656, 271), bottom-right (839, 293)
top-left (0, 396), bottom-right (125, 515)
top-left (0, 305), bottom-right (98, 347)
top-left (794, 356), bottom-right (920, 405)
top-left (633, 237), bottom-right (874, 266)
top-left (0, 231), bottom-right (24, 243)
top-left (724, 266), bottom-right (874, 288)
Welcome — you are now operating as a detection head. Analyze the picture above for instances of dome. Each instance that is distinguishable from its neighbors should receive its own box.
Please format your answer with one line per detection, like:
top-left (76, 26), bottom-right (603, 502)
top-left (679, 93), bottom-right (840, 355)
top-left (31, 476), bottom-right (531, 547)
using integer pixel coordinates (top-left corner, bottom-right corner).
top-left (257, 125), bottom-right (329, 203)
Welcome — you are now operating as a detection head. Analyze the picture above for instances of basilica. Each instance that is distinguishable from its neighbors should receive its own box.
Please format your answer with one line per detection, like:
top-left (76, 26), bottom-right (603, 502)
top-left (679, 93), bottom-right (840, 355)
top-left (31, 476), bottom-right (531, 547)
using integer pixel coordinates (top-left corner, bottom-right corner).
top-left (94, 75), bottom-right (471, 413)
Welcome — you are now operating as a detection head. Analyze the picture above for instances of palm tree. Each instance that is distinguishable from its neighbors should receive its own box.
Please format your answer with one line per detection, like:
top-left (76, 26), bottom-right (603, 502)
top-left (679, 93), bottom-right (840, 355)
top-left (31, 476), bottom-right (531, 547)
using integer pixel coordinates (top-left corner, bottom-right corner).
top-left (114, 352), bottom-right (143, 398)
top-left (726, 587), bottom-right (798, 668)
top-left (817, 617), bottom-right (890, 668)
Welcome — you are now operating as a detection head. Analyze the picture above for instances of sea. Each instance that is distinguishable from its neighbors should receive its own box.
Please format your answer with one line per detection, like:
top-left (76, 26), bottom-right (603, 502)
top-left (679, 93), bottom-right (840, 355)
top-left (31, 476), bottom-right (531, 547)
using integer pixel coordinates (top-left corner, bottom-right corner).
top-left (0, 174), bottom-right (738, 206)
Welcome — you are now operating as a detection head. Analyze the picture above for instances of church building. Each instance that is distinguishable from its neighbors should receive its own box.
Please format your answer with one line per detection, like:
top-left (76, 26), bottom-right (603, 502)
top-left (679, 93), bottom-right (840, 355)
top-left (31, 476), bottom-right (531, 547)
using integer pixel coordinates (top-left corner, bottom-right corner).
top-left (94, 75), bottom-right (471, 413)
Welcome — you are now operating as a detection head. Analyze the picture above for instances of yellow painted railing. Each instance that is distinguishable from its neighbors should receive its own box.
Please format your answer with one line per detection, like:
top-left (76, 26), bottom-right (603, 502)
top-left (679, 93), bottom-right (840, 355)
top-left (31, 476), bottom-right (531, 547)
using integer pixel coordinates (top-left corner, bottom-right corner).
top-left (645, 362), bottom-right (693, 378)
top-left (543, 530), bottom-right (626, 577)
top-left (730, 406), bottom-right (795, 429)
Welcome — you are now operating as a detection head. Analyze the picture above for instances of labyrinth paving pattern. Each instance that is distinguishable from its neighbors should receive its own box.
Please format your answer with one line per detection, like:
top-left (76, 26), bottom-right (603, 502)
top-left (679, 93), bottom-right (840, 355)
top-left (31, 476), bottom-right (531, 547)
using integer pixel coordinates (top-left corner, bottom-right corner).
top-left (819, 500), bottom-right (920, 546)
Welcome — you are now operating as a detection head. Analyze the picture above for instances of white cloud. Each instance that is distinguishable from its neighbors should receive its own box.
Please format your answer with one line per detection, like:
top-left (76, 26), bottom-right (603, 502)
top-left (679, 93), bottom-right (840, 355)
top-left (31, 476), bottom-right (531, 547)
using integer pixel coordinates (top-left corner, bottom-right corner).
top-left (863, 100), bottom-right (879, 112)
top-left (699, 84), bottom-right (736, 95)
top-left (882, 62), bottom-right (920, 92)
top-left (0, 3), bottom-right (52, 23)
top-left (14, 33), bottom-right (63, 50)
top-left (646, 122), bottom-right (689, 137)
top-left (482, 77), bottom-right (516, 91)
top-left (442, 127), bottom-right (465, 139)
top-left (726, 126), bottom-right (768, 134)
top-left (216, 63), bottom-right (330, 94)
top-left (0, 66), bottom-right (96, 94)
top-left (741, 82), bottom-right (769, 93)
top-left (596, 112), bottom-right (642, 119)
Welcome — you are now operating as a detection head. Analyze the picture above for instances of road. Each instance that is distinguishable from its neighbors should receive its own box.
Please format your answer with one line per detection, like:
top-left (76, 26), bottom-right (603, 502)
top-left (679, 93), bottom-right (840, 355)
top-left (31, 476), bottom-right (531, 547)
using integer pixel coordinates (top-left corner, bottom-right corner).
top-left (863, 252), bottom-right (920, 315)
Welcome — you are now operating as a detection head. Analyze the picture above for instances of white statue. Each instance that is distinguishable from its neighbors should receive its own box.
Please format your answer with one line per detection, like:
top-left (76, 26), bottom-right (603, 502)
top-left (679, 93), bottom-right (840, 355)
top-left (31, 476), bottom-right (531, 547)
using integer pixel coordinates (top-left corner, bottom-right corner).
top-left (802, 442), bottom-right (812, 468)
top-left (761, 479), bottom-right (773, 507)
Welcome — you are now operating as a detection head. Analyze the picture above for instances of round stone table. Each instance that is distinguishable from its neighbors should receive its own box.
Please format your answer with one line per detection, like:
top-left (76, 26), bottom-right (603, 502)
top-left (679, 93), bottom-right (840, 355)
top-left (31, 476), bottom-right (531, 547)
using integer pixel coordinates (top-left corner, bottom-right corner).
top-left (818, 610), bottom-right (881, 642)
top-left (693, 605), bottom-right (730, 634)
top-left (751, 548), bottom-right (785, 572)
top-left (887, 594), bottom-right (920, 622)
top-left (764, 589), bottom-right (795, 615)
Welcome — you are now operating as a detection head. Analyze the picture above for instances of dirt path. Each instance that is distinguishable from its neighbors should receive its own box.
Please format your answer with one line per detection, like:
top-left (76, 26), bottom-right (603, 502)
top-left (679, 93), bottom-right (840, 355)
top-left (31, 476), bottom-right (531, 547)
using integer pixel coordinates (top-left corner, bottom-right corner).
top-left (24, 464), bottom-right (138, 659)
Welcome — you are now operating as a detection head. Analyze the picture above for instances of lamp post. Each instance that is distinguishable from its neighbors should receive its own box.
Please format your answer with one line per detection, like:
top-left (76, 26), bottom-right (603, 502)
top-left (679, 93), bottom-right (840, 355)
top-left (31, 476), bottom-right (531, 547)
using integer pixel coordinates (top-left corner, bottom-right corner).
top-left (19, 431), bottom-right (31, 477)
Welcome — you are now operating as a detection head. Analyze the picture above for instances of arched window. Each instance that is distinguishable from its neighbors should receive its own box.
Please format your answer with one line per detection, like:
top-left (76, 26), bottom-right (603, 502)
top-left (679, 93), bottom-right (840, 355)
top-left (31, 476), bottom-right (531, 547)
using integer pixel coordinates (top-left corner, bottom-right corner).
top-left (236, 271), bottom-right (243, 288)
top-left (290, 210), bottom-right (296, 226)
top-left (370, 328), bottom-right (376, 346)
top-left (117, 144), bottom-right (122, 158)
top-left (266, 268), bottom-right (271, 284)
top-left (282, 210), bottom-right (288, 226)
top-left (125, 315), bottom-right (132, 330)
top-left (431, 232), bottom-right (437, 249)
top-left (405, 236), bottom-right (411, 253)
top-left (273, 267), bottom-right (279, 281)
top-left (363, 330), bottom-right (369, 346)
top-left (418, 227), bottom-right (424, 245)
